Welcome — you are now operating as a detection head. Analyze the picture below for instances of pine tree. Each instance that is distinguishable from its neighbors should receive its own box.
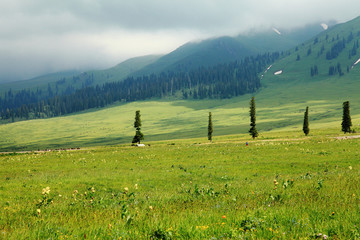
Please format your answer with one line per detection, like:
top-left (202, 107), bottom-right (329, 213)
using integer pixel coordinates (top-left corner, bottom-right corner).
top-left (342, 101), bottom-right (352, 133)
top-left (303, 106), bottom-right (310, 136)
top-left (249, 96), bottom-right (258, 139)
top-left (208, 112), bottom-right (213, 142)
top-left (132, 110), bottom-right (144, 144)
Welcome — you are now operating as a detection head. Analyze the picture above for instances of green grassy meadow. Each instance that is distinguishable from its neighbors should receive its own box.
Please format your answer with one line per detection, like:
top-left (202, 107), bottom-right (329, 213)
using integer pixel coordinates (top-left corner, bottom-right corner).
top-left (1, 131), bottom-right (360, 239)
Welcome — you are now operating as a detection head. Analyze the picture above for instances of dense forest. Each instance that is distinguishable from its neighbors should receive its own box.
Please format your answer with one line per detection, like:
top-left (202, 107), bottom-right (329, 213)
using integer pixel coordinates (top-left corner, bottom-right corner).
top-left (0, 53), bottom-right (280, 122)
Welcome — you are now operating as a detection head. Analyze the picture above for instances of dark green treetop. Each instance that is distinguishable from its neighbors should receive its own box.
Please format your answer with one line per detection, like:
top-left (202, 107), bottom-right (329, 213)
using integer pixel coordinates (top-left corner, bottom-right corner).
top-left (342, 101), bottom-right (352, 133)
top-left (132, 110), bottom-right (144, 144)
top-left (208, 112), bottom-right (213, 142)
top-left (303, 106), bottom-right (310, 136)
top-left (249, 96), bottom-right (258, 139)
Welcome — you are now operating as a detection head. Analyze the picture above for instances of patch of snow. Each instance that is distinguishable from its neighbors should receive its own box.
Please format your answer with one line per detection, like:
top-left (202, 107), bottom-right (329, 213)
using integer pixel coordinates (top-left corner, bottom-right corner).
top-left (264, 65), bottom-right (272, 73)
top-left (272, 28), bottom-right (281, 35)
top-left (274, 70), bottom-right (283, 75)
top-left (321, 23), bottom-right (328, 30)
top-left (354, 58), bottom-right (360, 65)
top-left (351, 57), bottom-right (360, 69)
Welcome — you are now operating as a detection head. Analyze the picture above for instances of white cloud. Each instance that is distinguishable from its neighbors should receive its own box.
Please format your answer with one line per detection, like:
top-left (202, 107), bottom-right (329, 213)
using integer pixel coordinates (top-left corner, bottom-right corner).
top-left (0, 0), bottom-right (360, 81)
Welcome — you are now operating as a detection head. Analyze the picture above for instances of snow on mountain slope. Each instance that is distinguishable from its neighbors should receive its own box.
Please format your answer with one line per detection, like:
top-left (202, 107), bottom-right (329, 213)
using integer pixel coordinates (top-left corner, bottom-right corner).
top-left (272, 28), bottom-right (282, 35)
top-left (321, 23), bottom-right (329, 30)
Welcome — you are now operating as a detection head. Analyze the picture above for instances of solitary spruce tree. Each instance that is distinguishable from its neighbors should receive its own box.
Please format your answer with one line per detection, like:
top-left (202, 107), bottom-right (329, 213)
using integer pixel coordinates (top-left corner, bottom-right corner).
top-left (132, 110), bottom-right (144, 144)
top-left (208, 112), bottom-right (213, 142)
top-left (249, 96), bottom-right (258, 139)
top-left (303, 106), bottom-right (310, 136)
top-left (341, 101), bottom-right (352, 133)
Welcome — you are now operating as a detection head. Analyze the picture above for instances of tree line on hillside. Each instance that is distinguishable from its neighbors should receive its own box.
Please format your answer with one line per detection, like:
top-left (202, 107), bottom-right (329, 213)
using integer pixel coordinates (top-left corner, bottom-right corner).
top-left (308, 31), bottom-right (360, 78)
top-left (0, 52), bottom-right (280, 123)
top-left (325, 32), bottom-right (359, 60)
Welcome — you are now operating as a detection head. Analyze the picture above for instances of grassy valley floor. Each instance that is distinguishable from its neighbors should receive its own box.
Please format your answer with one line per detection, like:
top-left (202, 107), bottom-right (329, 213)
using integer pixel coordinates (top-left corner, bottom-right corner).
top-left (1, 131), bottom-right (360, 239)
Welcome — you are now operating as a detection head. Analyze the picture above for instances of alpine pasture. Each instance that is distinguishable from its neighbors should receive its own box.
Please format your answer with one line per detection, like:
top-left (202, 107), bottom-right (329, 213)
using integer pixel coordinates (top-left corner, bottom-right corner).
top-left (1, 130), bottom-right (359, 239)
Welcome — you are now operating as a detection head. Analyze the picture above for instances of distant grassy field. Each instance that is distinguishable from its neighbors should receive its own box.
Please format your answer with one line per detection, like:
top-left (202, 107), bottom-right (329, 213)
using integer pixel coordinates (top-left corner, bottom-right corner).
top-left (1, 131), bottom-right (359, 239)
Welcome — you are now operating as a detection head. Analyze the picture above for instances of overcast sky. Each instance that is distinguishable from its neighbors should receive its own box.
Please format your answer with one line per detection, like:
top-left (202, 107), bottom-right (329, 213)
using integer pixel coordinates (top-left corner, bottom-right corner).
top-left (1, 0), bottom-right (359, 82)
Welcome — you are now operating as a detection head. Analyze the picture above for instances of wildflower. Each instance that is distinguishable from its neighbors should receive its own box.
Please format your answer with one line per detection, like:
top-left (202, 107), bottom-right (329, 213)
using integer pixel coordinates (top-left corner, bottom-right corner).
top-left (323, 234), bottom-right (328, 239)
top-left (222, 215), bottom-right (226, 219)
top-left (91, 187), bottom-right (95, 193)
top-left (124, 187), bottom-right (129, 193)
top-left (37, 209), bottom-right (41, 214)
top-left (134, 184), bottom-right (138, 190)
top-left (149, 206), bottom-right (153, 210)
top-left (349, 166), bottom-right (353, 170)
top-left (42, 186), bottom-right (50, 195)
top-left (73, 190), bottom-right (78, 194)
top-left (196, 226), bottom-right (209, 230)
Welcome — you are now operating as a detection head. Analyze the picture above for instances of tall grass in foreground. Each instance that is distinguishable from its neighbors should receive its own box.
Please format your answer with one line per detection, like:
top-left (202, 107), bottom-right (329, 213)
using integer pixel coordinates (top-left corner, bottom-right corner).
top-left (1, 132), bottom-right (360, 239)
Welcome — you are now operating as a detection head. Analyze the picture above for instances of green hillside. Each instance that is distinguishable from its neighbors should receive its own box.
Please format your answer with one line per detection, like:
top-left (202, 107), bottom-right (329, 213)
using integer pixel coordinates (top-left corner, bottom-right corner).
top-left (132, 37), bottom-right (256, 76)
top-left (88, 54), bottom-right (162, 85)
top-left (0, 71), bottom-right (81, 95)
top-left (0, 55), bottom-right (161, 96)
top-left (264, 16), bottom-right (360, 82)
top-left (134, 24), bottom-right (327, 76)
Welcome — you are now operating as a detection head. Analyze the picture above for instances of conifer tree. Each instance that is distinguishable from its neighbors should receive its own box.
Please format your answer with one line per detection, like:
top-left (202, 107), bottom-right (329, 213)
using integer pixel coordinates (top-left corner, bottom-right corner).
top-left (303, 106), bottom-right (310, 136)
top-left (208, 112), bottom-right (213, 142)
top-left (132, 110), bottom-right (144, 144)
top-left (249, 96), bottom-right (258, 139)
top-left (342, 101), bottom-right (352, 133)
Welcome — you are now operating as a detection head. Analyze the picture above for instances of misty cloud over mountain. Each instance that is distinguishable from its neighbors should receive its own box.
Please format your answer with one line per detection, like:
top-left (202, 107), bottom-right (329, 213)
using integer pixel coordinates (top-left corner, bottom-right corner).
top-left (1, 0), bottom-right (360, 82)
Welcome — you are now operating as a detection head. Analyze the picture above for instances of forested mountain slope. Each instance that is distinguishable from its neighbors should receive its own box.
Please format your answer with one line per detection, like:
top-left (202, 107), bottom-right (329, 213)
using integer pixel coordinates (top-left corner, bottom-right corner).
top-left (263, 16), bottom-right (360, 82)
top-left (0, 55), bottom-right (161, 96)
top-left (133, 23), bottom-right (329, 76)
